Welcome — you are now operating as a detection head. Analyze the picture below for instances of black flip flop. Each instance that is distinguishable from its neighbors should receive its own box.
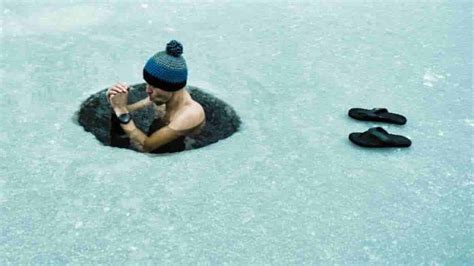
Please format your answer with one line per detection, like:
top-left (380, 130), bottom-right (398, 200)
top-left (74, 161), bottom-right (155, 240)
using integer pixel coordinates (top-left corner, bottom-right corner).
top-left (349, 127), bottom-right (411, 148)
top-left (348, 108), bottom-right (407, 125)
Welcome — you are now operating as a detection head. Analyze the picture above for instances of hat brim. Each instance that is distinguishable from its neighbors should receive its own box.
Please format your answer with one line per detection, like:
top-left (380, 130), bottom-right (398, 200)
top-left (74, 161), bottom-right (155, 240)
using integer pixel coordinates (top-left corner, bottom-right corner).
top-left (143, 69), bottom-right (186, 92)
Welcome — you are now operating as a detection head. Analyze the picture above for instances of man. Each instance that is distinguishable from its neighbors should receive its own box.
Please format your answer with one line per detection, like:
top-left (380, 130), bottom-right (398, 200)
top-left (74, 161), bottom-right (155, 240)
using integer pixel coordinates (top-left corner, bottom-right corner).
top-left (107, 40), bottom-right (206, 153)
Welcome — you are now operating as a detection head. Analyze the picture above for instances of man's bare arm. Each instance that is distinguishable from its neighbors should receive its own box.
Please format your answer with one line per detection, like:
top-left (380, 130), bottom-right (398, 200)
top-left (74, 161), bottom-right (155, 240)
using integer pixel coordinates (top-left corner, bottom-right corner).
top-left (126, 98), bottom-right (153, 112)
top-left (113, 105), bottom-right (181, 153)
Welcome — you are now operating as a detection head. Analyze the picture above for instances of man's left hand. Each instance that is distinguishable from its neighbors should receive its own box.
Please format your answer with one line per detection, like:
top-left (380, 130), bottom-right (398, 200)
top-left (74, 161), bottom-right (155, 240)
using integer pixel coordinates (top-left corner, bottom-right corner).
top-left (110, 92), bottom-right (128, 109)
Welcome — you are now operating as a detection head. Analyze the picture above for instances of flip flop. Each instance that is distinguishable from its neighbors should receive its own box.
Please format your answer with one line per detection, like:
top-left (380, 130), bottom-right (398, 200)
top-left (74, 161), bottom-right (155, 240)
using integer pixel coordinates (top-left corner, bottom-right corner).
top-left (348, 108), bottom-right (407, 125)
top-left (349, 127), bottom-right (411, 148)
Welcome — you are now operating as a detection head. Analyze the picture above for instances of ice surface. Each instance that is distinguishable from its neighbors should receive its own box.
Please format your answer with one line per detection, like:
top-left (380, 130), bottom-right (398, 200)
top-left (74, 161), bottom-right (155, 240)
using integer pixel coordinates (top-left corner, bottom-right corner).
top-left (1, 0), bottom-right (472, 264)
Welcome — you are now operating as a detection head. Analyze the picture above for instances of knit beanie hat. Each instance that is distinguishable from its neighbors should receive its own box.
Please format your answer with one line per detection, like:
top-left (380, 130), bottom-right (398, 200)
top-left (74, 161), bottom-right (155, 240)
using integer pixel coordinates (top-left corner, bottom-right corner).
top-left (143, 40), bottom-right (188, 92)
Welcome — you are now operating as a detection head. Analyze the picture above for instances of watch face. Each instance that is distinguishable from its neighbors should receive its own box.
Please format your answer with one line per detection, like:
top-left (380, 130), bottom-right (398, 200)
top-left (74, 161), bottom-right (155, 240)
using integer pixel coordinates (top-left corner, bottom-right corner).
top-left (118, 113), bottom-right (131, 124)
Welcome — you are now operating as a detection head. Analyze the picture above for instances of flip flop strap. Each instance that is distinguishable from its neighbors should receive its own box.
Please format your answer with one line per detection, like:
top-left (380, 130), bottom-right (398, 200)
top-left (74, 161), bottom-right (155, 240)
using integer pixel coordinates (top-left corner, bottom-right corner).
top-left (364, 108), bottom-right (388, 118)
top-left (371, 108), bottom-right (388, 114)
top-left (369, 128), bottom-right (392, 143)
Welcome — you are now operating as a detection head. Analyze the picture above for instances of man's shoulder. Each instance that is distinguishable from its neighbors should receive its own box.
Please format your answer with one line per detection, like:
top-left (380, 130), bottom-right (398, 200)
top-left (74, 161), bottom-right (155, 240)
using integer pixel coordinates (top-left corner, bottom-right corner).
top-left (169, 102), bottom-right (205, 131)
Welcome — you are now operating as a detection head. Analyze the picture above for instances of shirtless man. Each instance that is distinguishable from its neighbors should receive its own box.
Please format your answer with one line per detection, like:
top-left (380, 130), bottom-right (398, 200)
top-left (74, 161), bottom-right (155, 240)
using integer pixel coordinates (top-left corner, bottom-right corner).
top-left (106, 40), bottom-right (205, 153)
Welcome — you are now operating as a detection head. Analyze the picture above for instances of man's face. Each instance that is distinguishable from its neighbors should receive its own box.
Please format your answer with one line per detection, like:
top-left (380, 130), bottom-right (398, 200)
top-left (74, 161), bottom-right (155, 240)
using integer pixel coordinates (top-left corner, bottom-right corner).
top-left (146, 84), bottom-right (172, 105)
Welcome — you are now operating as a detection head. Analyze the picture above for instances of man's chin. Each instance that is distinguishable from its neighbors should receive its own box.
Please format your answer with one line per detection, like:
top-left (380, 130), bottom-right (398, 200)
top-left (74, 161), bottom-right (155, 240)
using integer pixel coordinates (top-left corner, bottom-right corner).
top-left (152, 99), bottom-right (165, 105)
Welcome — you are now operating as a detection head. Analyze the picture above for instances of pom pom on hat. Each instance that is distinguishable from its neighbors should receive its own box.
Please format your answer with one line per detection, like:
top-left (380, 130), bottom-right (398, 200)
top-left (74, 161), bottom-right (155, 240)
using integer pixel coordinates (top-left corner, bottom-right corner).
top-left (166, 40), bottom-right (183, 57)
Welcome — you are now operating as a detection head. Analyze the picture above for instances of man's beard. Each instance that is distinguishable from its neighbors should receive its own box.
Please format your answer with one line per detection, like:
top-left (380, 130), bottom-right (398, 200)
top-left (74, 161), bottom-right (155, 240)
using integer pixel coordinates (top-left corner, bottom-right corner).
top-left (152, 97), bottom-right (167, 105)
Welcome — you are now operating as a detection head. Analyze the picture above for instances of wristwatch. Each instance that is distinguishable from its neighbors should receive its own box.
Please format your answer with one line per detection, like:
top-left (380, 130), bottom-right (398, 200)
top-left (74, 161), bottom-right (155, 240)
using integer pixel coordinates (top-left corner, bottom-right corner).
top-left (117, 113), bottom-right (131, 124)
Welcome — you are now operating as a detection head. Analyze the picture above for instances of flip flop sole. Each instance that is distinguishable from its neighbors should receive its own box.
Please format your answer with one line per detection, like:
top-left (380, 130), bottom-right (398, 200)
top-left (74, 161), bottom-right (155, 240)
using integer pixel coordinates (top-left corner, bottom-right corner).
top-left (349, 132), bottom-right (411, 148)
top-left (388, 135), bottom-right (412, 147)
top-left (349, 132), bottom-right (384, 147)
top-left (348, 108), bottom-right (407, 125)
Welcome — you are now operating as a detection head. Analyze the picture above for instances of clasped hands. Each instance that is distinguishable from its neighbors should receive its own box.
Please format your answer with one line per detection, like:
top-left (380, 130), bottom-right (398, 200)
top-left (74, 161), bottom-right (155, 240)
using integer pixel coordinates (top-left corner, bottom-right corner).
top-left (107, 82), bottom-right (129, 111)
top-left (107, 82), bottom-right (144, 150)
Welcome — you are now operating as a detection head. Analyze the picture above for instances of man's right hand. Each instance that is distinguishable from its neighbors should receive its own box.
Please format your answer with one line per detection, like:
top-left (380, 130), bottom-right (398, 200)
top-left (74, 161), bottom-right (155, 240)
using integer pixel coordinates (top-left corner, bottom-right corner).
top-left (107, 82), bottom-right (129, 102)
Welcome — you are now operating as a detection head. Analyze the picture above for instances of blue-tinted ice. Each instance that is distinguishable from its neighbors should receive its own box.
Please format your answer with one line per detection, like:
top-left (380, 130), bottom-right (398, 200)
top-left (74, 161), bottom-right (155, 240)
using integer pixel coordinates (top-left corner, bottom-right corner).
top-left (1, 1), bottom-right (472, 264)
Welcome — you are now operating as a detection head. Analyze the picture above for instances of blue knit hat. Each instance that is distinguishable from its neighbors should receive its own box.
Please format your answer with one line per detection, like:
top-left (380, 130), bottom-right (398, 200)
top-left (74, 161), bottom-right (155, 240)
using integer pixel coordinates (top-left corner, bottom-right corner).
top-left (143, 40), bottom-right (188, 92)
